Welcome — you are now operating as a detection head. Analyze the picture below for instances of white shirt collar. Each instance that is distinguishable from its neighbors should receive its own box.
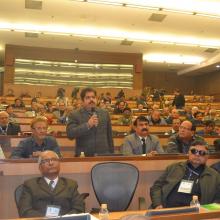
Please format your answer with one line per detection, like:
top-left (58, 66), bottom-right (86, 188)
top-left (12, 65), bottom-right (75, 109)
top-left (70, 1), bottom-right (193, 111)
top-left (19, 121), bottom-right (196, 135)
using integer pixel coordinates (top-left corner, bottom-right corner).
top-left (138, 135), bottom-right (148, 141)
top-left (44, 176), bottom-right (59, 189)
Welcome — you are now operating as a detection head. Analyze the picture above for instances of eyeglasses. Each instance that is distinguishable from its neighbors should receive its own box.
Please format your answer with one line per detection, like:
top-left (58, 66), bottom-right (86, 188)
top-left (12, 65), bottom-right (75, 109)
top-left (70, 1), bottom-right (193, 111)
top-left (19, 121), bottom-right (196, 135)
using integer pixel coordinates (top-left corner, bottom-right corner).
top-left (40, 158), bottom-right (59, 164)
top-left (190, 148), bottom-right (208, 156)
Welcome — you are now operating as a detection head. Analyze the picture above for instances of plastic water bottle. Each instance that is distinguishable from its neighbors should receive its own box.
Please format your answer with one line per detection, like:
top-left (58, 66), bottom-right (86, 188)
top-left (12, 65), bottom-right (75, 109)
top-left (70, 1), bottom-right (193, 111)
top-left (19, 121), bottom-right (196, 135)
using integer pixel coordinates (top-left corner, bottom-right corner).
top-left (190, 195), bottom-right (200, 208)
top-left (99, 204), bottom-right (109, 220)
top-left (80, 152), bottom-right (85, 157)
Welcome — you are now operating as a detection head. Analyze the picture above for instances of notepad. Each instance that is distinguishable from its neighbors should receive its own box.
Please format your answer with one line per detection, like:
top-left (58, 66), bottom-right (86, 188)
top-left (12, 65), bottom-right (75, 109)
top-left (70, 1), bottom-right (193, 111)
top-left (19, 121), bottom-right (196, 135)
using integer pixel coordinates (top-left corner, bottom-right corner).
top-left (202, 203), bottom-right (220, 211)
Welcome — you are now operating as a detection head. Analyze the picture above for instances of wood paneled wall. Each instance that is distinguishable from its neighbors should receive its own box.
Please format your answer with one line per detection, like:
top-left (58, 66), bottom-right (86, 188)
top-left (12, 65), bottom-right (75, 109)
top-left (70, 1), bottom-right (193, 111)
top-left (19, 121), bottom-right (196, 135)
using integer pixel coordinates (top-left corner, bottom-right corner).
top-left (3, 44), bottom-right (143, 96)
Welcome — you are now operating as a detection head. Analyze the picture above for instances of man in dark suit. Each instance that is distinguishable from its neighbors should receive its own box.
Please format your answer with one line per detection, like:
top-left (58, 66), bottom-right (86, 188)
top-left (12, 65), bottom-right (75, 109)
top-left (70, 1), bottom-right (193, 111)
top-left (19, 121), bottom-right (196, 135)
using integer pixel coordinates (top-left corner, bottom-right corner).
top-left (66, 87), bottom-right (114, 156)
top-left (0, 111), bottom-right (21, 135)
top-left (18, 150), bottom-right (85, 217)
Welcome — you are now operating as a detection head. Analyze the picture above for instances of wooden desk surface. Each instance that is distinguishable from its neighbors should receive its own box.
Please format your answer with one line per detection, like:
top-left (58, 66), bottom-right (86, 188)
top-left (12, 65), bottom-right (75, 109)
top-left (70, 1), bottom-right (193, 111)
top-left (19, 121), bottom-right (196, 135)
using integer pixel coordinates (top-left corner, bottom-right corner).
top-left (93, 208), bottom-right (220, 220)
top-left (1, 156), bottom-right (220, 219)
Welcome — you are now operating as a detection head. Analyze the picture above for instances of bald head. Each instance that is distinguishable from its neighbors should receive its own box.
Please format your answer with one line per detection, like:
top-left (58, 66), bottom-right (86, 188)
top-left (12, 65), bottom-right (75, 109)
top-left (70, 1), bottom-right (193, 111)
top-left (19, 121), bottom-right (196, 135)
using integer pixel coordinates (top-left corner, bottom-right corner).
top-left (178, 120), bottom-right (195, 141)
top-left (0, 111), bottom-right (9, 126)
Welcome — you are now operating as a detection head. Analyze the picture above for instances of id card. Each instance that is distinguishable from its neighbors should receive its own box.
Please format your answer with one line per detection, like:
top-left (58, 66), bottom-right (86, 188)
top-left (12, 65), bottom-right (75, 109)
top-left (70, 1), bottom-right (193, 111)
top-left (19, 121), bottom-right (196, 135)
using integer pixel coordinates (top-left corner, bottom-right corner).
top-left (178, 179), bottom-right (194, 194)
top-left (45, 205), bottom-right (61, 217)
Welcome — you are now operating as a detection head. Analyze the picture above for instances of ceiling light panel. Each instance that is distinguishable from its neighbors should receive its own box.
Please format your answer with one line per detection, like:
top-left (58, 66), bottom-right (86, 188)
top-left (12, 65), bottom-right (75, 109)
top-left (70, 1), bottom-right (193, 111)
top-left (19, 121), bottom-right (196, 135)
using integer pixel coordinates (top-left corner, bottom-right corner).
top-left (143, 53), bottom-right (205, 64)
top-left (0, 22), bottom-right (220, 48)
top-left (70, 0), bottom-right (220, 19)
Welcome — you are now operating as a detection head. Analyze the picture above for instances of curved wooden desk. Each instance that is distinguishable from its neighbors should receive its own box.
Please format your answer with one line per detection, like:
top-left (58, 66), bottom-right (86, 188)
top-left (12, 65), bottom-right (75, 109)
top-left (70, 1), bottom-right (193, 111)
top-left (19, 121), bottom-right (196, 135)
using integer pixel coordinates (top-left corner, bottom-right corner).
top-left (0, 155), bottom-right (220, 219)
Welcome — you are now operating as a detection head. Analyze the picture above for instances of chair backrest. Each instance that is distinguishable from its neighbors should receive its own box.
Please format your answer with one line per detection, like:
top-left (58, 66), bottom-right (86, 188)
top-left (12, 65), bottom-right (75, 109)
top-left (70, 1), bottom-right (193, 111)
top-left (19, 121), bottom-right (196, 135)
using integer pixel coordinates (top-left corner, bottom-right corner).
top-left (14, 184), bottom-right (24, 217)
top-left (91, 162), bottom-right (139, 211)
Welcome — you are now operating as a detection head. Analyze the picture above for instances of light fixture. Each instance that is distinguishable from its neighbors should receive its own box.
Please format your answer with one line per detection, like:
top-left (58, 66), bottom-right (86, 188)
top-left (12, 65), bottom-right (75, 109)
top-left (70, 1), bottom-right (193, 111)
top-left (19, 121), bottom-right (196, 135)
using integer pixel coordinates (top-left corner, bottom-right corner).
top-left (216, 65), bottom-right (220, 68)
top-left (70, 0), bottom-right (220, 19)
top-left (143, 53), bottom-right (205, 65)
top-left (14, 59), bottom-right (133, 88)
top-left (0, 22), bottom-right (220, 48)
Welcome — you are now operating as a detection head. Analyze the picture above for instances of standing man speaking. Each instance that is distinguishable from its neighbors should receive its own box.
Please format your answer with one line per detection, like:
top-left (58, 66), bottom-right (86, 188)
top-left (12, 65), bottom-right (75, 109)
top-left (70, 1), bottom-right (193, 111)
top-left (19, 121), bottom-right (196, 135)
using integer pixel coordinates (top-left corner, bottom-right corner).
top-left (66, 87), bottom-right (114, 156)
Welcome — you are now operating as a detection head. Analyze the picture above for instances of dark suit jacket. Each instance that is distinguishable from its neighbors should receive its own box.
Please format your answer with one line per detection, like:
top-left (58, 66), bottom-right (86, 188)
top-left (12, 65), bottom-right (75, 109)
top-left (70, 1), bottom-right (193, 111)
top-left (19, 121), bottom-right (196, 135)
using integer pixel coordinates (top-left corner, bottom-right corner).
top-left (18, 177), bottom-right (85, 217)
top-left (0, 122), bottom-right (21, 135)
top-left (66, 107), bottom-right (114, 156)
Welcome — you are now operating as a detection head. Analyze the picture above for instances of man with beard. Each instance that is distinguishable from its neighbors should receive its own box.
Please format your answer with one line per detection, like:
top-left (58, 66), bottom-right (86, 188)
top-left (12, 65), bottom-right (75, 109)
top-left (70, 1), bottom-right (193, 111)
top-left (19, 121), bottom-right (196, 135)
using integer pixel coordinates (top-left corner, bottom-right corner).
top-left (18, 151), bottom-right (85, 217)
top-left (66, 87), bottom-right (114, 156)
top-left (147, 109), bottom-right (167, 125)
top-left (122, 115), bottom-right (164, 155)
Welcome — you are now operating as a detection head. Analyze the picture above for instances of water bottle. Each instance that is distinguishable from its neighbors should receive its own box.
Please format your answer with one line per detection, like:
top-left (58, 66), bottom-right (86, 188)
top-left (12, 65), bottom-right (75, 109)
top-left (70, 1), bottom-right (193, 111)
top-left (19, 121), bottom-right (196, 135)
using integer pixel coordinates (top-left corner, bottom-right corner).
top-left (80, 152), bottom-right (85, 157)
top-left (190, 195), bottom-right (200, 208)
top-left (99, 204), bottom-right (109, 220)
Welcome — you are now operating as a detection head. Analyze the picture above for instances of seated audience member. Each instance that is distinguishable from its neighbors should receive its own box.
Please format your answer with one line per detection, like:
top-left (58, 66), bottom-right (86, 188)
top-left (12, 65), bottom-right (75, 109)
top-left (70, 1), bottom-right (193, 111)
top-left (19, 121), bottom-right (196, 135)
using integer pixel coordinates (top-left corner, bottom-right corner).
top-left (213, 139), bottom-right (220, 153)
top-left (204, 104), bottom-right (212, 117)
top-left (118, 107), bottom-right (133, 126)
top-left (147, 109), bottom-right (167, 125)
top-left (135, 103), bottom-right (146, 113)
top-left (20, 92), bottom-right (32, 98)
top-left (166, 108), bottom-right (180, 124)
top-left (6, 105), bottom-right (18, 123)
top-left (0, 111), bottom-right (21, 135)
top-left (122, 115), bottom-right (164, 155)
top-left (103, 92), bottom-right (112, 104)
top-left (12, 98), bottom-right (25, 109)
top-left (204, 109), bottom-right (220, 125)
top-left (166, 120), bottom-right (204, 154)
top-left (5, 88), bottom-right (15, 97)
top-left (196, 120), bottom-right (218, 136)
top-left (25, 101), bottom-right (39, 117)
top-left (215, 125), bottom-right (220, 136)
top-left (165, 118), bottom-right (181, 136)
top-left (136, 93), bottom-right (147, 107)
top-left (55, 88), bottom-right (69, 106)
top-left (191, 111), bottom-right (204, 126)
top-left (150, 140), bottom-right (220, 208)
top-left (53, 101), bottom-right (68, 124)
top-left (37, 104), bottom-right (53, 125)
top-left (211, 141), bottom-right (220, 171)
top-left (10, 117), bottom-right (61, 158)
top-left (161, 107), bottom-right (170, 120)
top-left (113, 100), bottom-right (126, 114)
top-left (186, 106), bottom-right (199, 121)
top-left (183, 106), bottom-right (192, 120)
top-left (46, 101), bottom-right (54, 113)
top-left (18, 150), bottom-right (85, 217)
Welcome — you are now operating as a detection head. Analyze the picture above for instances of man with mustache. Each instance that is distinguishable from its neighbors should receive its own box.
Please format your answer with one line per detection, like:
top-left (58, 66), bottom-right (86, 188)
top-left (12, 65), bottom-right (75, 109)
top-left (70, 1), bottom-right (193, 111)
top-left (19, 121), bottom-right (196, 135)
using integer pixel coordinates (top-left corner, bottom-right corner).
top-left (122, 115), bottom-right (163, 155)
top-left (66, 87), bottom-right (114, 156)
top-left (150, 140), bottom-right (220, 209)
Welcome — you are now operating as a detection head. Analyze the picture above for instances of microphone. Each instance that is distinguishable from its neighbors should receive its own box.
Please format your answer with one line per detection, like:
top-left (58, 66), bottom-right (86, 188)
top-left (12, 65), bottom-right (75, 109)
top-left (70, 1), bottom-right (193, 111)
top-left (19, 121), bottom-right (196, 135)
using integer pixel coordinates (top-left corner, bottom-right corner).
top-left (91, 107), bottom-right (98, 127)
top-left (91, 107), bottom-right (96, 115)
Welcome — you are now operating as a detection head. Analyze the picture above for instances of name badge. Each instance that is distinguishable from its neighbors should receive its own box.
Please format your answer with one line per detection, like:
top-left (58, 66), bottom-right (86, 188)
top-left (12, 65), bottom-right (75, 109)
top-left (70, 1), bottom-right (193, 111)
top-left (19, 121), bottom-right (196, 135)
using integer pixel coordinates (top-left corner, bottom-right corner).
top-left (178, 179), bottom-right (194, 194)
top-left (45, 205), bottom-right (61, 217)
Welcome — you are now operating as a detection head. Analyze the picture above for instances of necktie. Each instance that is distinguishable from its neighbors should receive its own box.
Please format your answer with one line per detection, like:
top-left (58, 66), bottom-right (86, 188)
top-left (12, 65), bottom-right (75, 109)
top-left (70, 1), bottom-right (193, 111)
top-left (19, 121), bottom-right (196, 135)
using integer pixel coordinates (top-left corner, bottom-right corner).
top-left (49, 180), bottom-right (54, 191)
top-left (141, 138), bottom-right (146, 154)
